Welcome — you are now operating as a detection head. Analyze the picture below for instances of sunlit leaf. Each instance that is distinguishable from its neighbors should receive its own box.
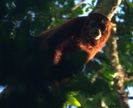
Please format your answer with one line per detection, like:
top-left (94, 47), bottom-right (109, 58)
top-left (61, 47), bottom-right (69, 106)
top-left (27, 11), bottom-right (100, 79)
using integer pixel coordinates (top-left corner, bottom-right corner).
top-left (66, 95), bottom-right (81, 107)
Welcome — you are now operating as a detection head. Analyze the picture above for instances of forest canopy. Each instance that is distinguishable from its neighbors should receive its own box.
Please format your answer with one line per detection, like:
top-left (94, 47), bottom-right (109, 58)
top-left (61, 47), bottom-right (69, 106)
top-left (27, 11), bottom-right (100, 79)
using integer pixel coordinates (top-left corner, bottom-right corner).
top-left (0, 0), bottom-right (133, 108)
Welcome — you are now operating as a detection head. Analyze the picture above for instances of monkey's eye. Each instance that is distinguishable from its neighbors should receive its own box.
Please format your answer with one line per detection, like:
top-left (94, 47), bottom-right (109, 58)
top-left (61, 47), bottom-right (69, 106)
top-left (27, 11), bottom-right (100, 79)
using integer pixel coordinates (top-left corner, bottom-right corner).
top-left (101, 19), bottom-right (107, 24)
top-left (89, 20), bottom-right (107, 32)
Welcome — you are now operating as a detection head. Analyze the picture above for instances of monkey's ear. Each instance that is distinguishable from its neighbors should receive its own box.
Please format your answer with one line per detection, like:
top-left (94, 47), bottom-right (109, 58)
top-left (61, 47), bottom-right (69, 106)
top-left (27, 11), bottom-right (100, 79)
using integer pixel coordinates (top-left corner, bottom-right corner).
top-left (102, 19), bottom-right (106, 23)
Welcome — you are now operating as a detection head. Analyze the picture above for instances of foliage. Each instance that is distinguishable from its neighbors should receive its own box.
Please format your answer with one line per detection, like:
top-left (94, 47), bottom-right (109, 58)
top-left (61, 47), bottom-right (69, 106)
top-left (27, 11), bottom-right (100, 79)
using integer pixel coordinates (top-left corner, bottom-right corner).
top-left (0, 0), bottom-right (133, 108)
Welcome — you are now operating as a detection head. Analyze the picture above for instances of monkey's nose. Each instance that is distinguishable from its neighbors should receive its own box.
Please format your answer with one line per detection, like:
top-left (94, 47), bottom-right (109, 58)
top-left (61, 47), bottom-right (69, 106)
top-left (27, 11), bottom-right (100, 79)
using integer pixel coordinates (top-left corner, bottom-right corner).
top-left (94, 28), bottom-right (99, 31)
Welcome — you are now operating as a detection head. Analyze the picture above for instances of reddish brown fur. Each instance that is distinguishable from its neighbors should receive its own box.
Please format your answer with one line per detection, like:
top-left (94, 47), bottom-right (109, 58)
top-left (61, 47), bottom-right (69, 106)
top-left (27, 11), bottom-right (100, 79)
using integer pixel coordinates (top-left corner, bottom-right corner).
top-left (38, 13), bottom-right (112, 82)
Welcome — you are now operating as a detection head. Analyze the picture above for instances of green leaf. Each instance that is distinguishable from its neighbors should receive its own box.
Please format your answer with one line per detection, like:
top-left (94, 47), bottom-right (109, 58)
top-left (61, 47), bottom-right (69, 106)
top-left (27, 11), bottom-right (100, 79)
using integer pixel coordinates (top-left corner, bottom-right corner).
top-left (66, 95), bottom-right (81, 107)
top-left (127, 2), bottom-right (133, 8)
top-left (70, 91), bottom-right (80, 96)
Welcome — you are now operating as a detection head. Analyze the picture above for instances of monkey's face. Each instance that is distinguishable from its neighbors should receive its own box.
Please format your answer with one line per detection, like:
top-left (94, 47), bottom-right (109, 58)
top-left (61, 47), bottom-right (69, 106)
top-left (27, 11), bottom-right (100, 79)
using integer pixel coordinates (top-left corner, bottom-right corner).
top-left (88, 20), bottom-right (107, 40)
top-left (81, 18), bottom-right (108, 46)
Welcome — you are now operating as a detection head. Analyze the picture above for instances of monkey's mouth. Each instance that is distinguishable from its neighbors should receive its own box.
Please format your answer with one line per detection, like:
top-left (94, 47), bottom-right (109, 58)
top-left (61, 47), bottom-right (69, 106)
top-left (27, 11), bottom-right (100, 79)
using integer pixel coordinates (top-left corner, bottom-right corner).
top-left (94, 31), bottom-right (101, 40)
top-left (89, 29), bottom-right (102, 40)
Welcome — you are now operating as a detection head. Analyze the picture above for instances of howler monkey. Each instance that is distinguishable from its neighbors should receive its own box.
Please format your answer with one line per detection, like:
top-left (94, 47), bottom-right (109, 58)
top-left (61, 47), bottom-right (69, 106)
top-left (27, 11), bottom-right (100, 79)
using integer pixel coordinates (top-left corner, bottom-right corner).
top-left (37, 13), bottom-right (112, 84)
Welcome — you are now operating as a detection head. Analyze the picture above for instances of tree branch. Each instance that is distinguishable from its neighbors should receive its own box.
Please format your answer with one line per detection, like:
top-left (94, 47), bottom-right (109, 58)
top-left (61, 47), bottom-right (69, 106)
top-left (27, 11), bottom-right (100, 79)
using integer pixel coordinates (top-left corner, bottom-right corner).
top-left (92, 0), bottom-right (122, 20)
top-left (72, 0), bottom-right (85, 11)
top-left (93, 0), bottom-right (130, 107)
top-left (105, 20), bottom-right (129, 108)
top-left (125, 73), bottom-right (133, 81)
